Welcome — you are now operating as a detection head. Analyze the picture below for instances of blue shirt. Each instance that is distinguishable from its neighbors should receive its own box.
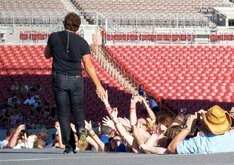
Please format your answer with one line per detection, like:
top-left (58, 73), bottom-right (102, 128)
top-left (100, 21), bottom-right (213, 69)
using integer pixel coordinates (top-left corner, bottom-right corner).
top-left (138, 88), bottom-right (145, 96)
top-left (177, 130), bottom-right (234, 154)
top-left (149, 98), bottom-right (158, 108)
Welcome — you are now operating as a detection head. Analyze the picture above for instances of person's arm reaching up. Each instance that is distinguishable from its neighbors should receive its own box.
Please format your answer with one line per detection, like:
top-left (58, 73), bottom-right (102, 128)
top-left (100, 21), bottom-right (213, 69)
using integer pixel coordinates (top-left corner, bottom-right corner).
top-left (7, 124), bottom-right (26, 149)
top-left (141, 96), bottom-right (156, 122)
top-left (130, 95), bottom-right (140, 126)
top-left (167, 114), bottom-right (196, 154)
top-left (85, 120), bottom-right (105, 151)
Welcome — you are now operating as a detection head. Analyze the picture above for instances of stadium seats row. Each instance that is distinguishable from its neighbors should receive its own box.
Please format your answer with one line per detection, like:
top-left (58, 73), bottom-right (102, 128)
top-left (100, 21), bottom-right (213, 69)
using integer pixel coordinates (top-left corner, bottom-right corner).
top-left (106, 32), bottom-right (195, 43)
top-left (0, 0), bottom-right (68, 24)
top-left (20, 31), bottom-right (51, 41)
top-left (71, 0), bottom-right (227, 27)
top-left (210, 33), bottom-right (234, 42)
top-left (106, 45), bottom-right (233, 113)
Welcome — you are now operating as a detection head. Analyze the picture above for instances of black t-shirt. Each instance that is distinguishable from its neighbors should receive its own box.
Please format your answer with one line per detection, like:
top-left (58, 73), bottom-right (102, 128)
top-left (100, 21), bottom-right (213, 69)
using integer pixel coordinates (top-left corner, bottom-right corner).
top-left (47, 31), bottom-right (91, 76)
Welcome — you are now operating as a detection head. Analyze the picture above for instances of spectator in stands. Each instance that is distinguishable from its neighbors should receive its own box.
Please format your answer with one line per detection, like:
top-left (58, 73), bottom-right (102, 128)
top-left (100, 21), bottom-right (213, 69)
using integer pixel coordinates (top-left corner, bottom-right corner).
top-left (23, 94), bottom-right (35, 106)
top-left (24, 94), bottom-right (41, 111)
top-left (8, 95), bottom-right (21, 109)
top-left (20, 84), bottom-right (29, 92)
top-left (30, 82), bottom-right (38, 92)
top-left (8, 109), bottom-right (20, 126)
top-left (138, 84), bottom-right (146, 97)
top-left (10, 82), bottom-right (20, 92)
top-left (167, 105), bottom-right (234, 154)
top-left (44, 12), bottom-right (106, 154)
top-left (0, 107), bottom-right (9, 124)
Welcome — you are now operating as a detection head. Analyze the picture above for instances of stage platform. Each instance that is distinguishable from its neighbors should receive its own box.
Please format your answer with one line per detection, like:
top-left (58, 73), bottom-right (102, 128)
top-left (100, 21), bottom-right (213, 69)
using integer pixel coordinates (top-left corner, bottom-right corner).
top-left (0, 148), bottom-right (234, 165)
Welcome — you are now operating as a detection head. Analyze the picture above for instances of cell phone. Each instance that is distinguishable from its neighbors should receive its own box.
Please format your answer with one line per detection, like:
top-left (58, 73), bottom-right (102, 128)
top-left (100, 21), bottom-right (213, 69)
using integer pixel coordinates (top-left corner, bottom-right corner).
top-left (180, 108), bottom-right (188, 114)
top-left (196, 113), bottom-right (201, 125)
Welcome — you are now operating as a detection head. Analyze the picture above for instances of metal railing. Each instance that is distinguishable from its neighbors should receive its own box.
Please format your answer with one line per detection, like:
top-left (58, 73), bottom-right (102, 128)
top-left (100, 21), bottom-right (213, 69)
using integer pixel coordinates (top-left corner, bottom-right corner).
top-left (94, 45), bottom-right (177, 117)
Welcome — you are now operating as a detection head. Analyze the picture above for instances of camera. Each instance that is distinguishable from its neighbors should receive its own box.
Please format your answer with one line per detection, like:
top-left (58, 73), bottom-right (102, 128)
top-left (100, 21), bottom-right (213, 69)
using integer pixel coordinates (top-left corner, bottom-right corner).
top-left (20, 130), bottom-right (27, 137)
top-left (196, 113), bottom-right (201, 125)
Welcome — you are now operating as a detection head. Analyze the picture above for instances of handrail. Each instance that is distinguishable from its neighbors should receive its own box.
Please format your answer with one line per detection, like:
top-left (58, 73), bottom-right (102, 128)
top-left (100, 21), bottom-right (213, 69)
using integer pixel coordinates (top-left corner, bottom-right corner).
top-left (95, 45), bottom-right (177, 117)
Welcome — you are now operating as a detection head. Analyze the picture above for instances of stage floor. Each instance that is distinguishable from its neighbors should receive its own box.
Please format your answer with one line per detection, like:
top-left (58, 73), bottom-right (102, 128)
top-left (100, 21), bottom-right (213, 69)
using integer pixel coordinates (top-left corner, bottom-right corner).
top-left (0, 148), bottom-right (233, 165)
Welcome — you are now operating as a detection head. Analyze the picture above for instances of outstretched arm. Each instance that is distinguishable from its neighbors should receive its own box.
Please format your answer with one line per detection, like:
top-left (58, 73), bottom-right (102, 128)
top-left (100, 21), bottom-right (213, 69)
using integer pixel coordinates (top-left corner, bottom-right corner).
top-left (139, 144), bottom-right (167, 154)
top-left (82, 55), bottom-right (105, 98)
top-left (97, 91), bottom-right (140, 153)
top-left (167, 115), bottom-right (196, 154)
top-left (85, 120), bottom-right (105, 151)
top-left (139, 126), bottom-right (167, 154)
top-left (55, 122), bottom-right (65, 148)
top-left (141, 96), bottom-right (156, 122)
top-left (7, 124), bottom-right (26, 149)
top-left (86, 136), bottom-right (99, 151)
top-left (130, 95), bottom-right (140, 126)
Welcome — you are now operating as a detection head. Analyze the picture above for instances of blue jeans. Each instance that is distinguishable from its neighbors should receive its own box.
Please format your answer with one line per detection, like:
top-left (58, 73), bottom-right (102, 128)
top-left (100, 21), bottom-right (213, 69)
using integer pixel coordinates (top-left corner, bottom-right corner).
top-left (52, 72), bottom-right (84, 150)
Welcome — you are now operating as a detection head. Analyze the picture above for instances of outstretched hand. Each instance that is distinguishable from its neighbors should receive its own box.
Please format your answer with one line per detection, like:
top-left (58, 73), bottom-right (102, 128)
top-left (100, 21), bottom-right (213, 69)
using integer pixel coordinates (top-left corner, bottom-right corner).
top-left (102, 116), bottom-right (115, 130)
top-left (131, 94), bottom-right (141, 104)
top-left (110, 107), bottom-right (118, 120)
top-left (97, 90), bottom-right (109, 105)
top-left (84, 120), bottom-right (92, 131)
top-left (70, 123), bottom-right (77, 133)
top-left (55, 121), bottom-right (60, 130)
top-left (96, 86), bottom-right (106, 102)
top-left (197, 109), bottom-right (206, 114)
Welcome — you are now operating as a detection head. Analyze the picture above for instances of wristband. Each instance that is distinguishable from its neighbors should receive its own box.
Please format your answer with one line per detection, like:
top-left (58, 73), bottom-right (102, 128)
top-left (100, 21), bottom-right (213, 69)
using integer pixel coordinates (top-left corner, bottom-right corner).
top-left (130, 107), bottom-right (136, 112)
top-left (89, 130), bottom-right (95, 137)
top-left (113, 119), bottom-right (119, 124)
top-left (106, 107), bottom-right (112, 113)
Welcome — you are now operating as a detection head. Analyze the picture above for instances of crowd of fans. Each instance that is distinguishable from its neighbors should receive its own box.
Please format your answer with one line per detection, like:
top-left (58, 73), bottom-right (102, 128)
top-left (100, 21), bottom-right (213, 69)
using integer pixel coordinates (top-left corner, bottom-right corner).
top-left (0, 82), bottom-right (234, 154)
top-left (0, 81), bottom-right (57, 130)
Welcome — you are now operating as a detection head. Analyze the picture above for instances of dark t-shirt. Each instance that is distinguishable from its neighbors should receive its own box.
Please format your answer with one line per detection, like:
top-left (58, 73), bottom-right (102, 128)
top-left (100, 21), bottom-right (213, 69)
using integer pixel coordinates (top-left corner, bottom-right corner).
top-left (47, 31), bottom-right (91, 76)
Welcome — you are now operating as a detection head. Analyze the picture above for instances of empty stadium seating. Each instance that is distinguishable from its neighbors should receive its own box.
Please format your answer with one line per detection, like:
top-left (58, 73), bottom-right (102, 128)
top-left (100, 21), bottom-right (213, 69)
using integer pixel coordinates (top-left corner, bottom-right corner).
top-left (72, 0), bottom-right (228, 27)
top-left (106, 45), bottom-right (234, 113)
top-left (210, 32), bottom-right (234, 42)
top-left (0, 0), bottom-right (68, 24)
top-left (106, 32), bottom-right (195, 43)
